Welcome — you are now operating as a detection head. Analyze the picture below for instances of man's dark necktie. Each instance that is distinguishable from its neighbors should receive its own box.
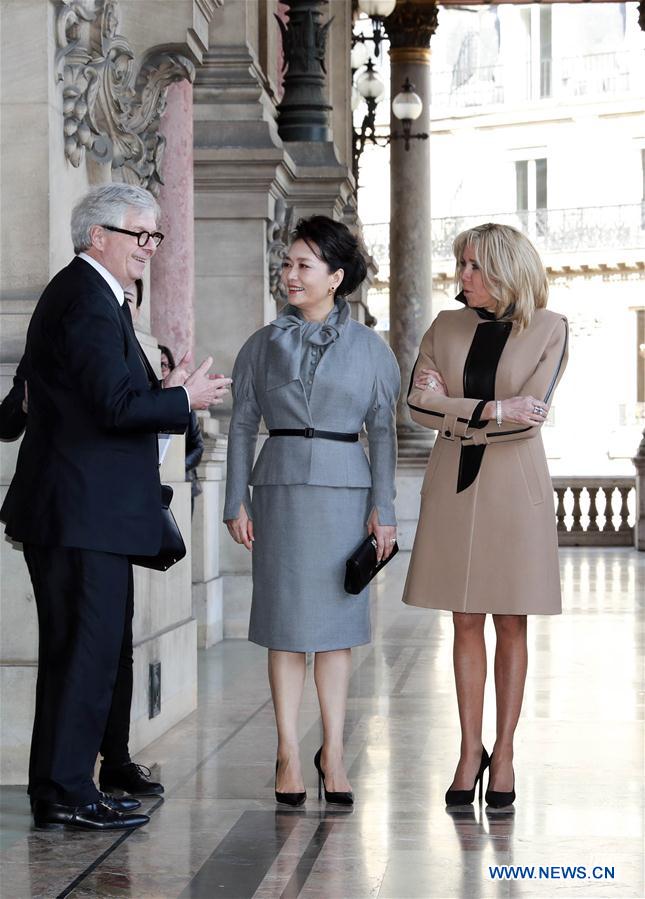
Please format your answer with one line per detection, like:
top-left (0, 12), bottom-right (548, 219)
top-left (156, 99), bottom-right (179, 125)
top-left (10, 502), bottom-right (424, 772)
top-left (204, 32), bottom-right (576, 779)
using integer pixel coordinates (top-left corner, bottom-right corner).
top-left (119, 301), bottom-right (159, 387)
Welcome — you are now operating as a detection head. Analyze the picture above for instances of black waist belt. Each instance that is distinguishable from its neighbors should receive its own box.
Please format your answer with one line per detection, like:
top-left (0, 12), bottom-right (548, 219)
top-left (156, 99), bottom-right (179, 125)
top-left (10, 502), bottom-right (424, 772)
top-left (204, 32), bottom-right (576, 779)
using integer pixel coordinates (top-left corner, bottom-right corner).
top-left (268, 428), bottom-right (359, 443)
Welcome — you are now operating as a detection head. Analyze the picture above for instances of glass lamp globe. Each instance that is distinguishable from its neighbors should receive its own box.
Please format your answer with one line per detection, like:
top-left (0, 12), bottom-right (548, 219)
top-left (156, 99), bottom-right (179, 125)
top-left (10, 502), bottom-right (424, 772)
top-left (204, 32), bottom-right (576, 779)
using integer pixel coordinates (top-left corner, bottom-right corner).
top-left (357, 0), bottom-right (397, 17)
top-left (356, 66), bottom-right (385, 101)
top-left (392, 83), bottom-right (423, 121)
top-left (351, 86), bottom-right (362, 112)
top-left (351, 42), bottom-right (370, 70)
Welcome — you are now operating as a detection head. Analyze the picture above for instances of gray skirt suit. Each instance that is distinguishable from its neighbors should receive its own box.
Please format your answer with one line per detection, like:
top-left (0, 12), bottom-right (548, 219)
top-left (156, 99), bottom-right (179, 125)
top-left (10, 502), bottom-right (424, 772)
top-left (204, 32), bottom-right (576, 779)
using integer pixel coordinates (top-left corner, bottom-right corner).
top-left (224, 299), bottom-right (400, 652)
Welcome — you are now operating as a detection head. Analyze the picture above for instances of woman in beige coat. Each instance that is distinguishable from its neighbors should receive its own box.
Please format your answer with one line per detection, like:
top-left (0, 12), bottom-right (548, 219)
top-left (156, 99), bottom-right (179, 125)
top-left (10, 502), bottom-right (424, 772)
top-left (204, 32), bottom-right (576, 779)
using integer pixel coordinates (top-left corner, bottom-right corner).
top-left (403, 223), bottom-right (568, 809)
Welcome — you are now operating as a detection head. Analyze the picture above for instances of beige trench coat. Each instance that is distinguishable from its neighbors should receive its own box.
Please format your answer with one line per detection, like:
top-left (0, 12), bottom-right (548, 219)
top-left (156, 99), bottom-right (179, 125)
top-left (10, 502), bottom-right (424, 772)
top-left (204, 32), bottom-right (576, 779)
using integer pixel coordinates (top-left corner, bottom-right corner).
top-left (402, 305), bottom-right (568, 615)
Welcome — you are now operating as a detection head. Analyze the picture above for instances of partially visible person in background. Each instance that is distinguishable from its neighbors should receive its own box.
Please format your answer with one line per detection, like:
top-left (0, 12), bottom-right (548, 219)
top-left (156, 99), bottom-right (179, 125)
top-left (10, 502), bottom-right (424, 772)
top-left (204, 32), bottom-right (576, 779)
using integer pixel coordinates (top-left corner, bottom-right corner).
top-left (124, 279), bottom-right (143, 324)
top-left (160, 345), bottom-right (204, 517)
top-left (0, 365), bottom-right (27, 440)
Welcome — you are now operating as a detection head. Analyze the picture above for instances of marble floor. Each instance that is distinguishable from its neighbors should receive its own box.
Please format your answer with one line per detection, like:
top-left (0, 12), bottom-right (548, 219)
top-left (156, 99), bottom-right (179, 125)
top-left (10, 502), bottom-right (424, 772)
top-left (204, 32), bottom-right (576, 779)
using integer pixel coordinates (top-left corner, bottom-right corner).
top-left (1, 548), bottom-right (643, 899)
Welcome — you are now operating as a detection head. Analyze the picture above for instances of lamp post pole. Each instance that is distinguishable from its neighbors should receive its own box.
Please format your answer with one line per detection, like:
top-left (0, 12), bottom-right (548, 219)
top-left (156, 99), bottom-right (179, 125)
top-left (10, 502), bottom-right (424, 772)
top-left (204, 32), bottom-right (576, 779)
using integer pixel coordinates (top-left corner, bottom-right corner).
top-left (386, 0), bottom-right (439, 459)
top-left (276, 0), bottom-right (333, 143)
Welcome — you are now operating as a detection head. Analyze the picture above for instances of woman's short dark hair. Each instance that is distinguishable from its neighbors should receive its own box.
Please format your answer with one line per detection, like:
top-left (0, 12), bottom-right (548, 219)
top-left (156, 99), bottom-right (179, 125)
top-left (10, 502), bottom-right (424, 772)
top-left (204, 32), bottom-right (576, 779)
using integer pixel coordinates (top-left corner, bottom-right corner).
top-left (292, 215), bottom-right (368, 297)
top-left (158, 344), bottom-right (176, 371)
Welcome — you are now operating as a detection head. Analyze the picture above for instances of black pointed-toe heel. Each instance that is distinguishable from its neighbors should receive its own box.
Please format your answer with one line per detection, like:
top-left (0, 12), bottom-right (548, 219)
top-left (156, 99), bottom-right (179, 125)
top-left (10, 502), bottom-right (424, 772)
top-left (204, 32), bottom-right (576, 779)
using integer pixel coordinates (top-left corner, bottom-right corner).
top-left (485, 757), bottom-right (515, 808)
top-left (445, 747), bottom-right (490, 807)
top-left (274, 761), bottom-right (306, 807)
top-left (314, 747), bottom-right (354, 806)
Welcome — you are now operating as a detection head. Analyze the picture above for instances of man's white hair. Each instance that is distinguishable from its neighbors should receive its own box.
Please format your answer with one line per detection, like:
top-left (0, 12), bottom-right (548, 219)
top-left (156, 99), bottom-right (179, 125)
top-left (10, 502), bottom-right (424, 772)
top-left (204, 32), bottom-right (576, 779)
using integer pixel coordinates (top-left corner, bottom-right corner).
top-left (71, 184), bottom-right (160, 254)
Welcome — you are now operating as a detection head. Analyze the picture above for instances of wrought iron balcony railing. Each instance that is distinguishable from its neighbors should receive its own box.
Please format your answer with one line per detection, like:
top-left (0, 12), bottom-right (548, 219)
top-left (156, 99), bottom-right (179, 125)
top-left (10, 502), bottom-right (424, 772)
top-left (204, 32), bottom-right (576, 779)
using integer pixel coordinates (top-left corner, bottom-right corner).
top-left (363, 204), bottom-right (645, 278)
top-left (430, 50), bottom-right (645, 112)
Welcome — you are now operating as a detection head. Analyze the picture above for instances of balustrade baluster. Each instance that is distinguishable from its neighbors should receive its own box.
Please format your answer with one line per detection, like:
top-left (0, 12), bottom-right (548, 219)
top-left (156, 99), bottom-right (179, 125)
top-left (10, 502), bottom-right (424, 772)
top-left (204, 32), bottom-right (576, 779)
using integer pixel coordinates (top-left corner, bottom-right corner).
top-left (555, 487), bottom-right (567, 533)
top-left (618, 486), bottom-right (631, 534)
top-left (587, 485), bottom-right (600, 531)
top-left (570, 487), bottom-right (584, 532)
top-left (601, 487), bottom-right (616, 532)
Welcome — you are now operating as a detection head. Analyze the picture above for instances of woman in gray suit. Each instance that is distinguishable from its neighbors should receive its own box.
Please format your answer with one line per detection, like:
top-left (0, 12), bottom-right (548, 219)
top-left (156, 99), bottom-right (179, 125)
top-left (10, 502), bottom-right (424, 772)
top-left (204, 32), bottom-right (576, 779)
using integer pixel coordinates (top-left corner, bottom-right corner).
top-left (225, 216), bottom-right (400, 806)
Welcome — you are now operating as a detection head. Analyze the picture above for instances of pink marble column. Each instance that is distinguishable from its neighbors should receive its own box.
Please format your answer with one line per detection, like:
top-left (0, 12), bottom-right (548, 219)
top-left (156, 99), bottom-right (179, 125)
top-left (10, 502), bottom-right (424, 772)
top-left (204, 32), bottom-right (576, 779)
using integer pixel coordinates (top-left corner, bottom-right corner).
top-left (151, 80), bottom-right (195, 359)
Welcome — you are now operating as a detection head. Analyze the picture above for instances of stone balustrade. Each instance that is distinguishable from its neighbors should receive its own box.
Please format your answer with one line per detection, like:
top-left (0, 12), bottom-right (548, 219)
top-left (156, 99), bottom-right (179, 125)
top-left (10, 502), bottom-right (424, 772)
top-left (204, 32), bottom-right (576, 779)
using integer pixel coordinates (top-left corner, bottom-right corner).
top-left (552, 476), bottom-right (635, 546)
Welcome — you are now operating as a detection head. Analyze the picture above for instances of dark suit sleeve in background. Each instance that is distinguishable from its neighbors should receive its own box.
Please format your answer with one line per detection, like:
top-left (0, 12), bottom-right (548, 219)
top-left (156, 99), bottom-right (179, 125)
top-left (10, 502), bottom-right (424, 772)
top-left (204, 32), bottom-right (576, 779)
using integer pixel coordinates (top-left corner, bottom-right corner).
top-left (185, 411), bottom-right (204, 473)
top-left (0, 377), bottom-right (27, 440)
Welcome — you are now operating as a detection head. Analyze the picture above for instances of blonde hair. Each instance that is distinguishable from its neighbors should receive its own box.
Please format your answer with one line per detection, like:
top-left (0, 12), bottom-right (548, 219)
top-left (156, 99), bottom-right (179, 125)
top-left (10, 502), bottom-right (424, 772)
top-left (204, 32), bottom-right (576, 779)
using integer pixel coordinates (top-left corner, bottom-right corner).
top-left (452, 223), bottom-right (548, 331)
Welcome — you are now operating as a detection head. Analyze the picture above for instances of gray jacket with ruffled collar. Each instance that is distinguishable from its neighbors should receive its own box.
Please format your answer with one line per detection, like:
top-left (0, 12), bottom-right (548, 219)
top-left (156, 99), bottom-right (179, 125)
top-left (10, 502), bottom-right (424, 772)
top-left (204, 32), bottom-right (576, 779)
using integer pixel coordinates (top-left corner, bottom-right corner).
top-left (223, 298), bottom-right (401, 526)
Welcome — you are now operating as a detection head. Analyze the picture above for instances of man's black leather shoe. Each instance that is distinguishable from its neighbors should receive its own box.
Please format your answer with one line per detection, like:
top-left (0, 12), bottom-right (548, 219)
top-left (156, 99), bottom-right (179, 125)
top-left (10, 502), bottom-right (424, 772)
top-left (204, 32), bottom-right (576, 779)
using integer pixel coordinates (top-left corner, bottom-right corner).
top-left (32, 799), bottom-right (149, 831)
top-left (30, 792), bottom-right (141, 813)
top-left (99, 791), bottom-right (141, 811)
top-left (99, 762), bottom-right (164, 797)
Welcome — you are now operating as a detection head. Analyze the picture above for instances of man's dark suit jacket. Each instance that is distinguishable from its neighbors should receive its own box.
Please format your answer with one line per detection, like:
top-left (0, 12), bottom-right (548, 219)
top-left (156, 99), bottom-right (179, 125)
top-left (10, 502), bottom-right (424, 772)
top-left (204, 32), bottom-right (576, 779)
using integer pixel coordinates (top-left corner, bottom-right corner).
top-left (1, 256), bottom-right (189, 556)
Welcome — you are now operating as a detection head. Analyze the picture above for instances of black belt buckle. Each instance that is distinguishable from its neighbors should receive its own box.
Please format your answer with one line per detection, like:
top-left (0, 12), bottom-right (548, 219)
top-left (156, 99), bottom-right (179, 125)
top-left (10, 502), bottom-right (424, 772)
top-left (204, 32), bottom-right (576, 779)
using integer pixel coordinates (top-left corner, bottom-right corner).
top-left (303, 427), bottom-right (315, 438)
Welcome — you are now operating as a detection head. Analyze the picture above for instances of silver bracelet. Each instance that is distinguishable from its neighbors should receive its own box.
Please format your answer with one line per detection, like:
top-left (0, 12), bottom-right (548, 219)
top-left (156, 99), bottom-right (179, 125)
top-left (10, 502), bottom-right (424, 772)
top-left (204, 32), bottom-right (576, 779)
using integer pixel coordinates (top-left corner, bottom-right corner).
top-left (495, 400), bottom-right (502, 427)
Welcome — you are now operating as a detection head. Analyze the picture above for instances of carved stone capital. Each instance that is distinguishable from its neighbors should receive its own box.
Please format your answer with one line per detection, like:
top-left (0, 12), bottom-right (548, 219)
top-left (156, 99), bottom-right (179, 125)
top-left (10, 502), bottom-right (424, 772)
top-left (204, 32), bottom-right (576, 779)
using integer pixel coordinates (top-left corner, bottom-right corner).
top-left (267, 198), bottom-right (294, 309)
top-left (385, 0), bottom-right (439, 51)
top-left (55, 0), bottom-right (195, 193)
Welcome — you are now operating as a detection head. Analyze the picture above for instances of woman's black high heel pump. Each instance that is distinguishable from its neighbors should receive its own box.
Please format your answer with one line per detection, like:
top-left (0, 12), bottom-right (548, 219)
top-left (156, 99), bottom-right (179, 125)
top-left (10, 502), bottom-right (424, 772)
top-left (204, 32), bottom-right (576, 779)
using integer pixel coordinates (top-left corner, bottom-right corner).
top-left (275, 761), bottom-right (306, 807)
top-left (485, 757), bottom-right (515, 808)
top-left (445, 747), bottom-right (490, 806)
top-left (314, 748), bottom-right (354, 806)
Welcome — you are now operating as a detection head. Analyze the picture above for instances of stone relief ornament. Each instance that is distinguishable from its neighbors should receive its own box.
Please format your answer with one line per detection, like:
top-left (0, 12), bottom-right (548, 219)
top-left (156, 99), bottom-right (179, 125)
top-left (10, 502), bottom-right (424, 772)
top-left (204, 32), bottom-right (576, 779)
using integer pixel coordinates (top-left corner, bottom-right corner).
top-left (55, 0), bottom-right (195, 194)
top-left (267, 198), bottom-right (294, 308)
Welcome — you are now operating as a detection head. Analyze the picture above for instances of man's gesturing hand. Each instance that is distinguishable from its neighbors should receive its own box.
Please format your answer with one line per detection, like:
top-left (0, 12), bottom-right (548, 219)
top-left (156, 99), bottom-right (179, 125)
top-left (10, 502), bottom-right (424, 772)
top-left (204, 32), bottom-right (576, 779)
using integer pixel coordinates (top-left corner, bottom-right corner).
top-left (163, 351), bottom-right (192, 388)
top-left (184, 356), bottom-right (232, 410)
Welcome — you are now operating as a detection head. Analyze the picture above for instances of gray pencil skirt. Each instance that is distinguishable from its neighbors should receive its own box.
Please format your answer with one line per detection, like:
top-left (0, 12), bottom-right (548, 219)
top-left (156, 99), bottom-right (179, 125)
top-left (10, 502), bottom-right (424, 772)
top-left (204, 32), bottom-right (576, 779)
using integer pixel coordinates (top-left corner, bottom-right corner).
top-left (249, 484), bottom-right (372, 652)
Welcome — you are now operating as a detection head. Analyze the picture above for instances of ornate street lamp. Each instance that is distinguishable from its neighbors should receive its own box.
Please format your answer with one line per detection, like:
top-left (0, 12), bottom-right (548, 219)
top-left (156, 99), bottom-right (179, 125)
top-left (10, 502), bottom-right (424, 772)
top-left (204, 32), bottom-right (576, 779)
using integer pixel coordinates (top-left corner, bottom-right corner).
top-left (352, 73), bottom-right (428, 177)
top-left (352, 60), bottom-right (386, 178)
top-left (357, 0), bottom-right (397, 57)
top-left (355, 59), bottom-right (386, 103)
top-left (353, 0), bottom-right (397, 60)
top-left (390, 78), bottom-right (428, 151)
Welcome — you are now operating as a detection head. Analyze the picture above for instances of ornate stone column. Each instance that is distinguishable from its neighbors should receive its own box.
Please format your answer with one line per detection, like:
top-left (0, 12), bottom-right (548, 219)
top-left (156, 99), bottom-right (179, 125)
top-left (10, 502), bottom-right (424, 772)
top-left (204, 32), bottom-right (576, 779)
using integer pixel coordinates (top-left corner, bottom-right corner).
top-left (276, 0), bottom-right (333, 143)
top-left (151, 81), bottom-right (195, 358)
top-left (386, 0), bottom-right (438, 458)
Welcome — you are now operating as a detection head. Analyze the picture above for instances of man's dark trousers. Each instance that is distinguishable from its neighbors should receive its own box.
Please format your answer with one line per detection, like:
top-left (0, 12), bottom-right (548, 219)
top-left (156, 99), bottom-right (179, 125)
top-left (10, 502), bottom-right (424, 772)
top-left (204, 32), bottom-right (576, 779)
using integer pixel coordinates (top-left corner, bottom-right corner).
top-left (100, 564), bottom-right (135, 767)
top-left (24, 545), bottom-right (130, 805)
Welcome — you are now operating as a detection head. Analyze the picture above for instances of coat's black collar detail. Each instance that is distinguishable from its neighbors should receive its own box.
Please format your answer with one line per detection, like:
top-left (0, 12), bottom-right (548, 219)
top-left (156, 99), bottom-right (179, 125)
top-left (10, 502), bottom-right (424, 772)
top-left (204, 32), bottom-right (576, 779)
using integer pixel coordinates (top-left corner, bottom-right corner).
top-left (455, 290), bottom-right (516, 322)
top-left (457, 320), bottom-right (512, 494)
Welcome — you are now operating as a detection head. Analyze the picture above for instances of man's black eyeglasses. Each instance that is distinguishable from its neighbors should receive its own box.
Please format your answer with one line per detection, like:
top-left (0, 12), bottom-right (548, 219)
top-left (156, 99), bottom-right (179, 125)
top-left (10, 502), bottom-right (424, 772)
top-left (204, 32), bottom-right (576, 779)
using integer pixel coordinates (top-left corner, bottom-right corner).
top-left (102, 225), bottom-right (165, 247)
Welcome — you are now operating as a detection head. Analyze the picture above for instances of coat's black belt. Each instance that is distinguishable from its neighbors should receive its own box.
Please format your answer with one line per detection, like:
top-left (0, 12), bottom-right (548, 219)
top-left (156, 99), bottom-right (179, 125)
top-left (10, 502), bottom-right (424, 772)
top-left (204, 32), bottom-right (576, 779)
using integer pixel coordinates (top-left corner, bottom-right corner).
top-left (268, 428), bottom-right (359, 443)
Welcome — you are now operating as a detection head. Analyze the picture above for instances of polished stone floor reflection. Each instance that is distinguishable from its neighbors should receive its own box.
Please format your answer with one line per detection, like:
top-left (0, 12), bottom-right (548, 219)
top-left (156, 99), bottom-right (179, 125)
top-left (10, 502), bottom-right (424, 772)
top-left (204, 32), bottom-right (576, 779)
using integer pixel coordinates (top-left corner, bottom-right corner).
top-left (1, 548), bottom-right (643, 898)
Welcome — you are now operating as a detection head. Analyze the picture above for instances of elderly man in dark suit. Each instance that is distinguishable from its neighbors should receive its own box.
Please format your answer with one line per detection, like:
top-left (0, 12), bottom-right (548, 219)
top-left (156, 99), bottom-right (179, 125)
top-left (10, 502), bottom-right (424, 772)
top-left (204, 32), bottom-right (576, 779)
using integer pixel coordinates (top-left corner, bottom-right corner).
top-left (1, 183), bottom-right (230, 831)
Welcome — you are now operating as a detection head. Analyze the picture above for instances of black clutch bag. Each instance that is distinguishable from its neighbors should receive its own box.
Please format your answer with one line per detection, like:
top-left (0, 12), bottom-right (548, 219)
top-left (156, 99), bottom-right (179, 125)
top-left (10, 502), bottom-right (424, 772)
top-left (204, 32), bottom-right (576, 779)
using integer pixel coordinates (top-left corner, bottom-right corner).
top-left (129, 485), bottom-right (186, 571)
top-left (344, 534), bottom-right (399, 595)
